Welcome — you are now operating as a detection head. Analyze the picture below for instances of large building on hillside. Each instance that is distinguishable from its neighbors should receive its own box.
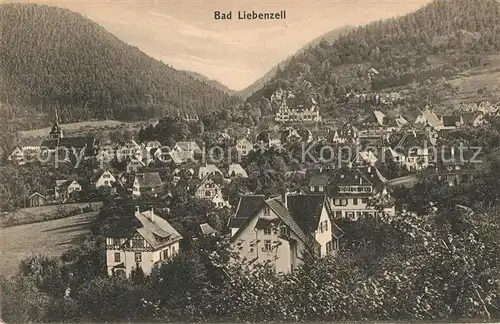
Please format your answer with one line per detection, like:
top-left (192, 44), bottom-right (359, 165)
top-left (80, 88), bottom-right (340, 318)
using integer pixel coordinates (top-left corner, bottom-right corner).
top-left (309, 166), bottom-right (395, 220)
top-left (272, 89), bottom-right (322, 123)
top-left (228, 193), bottom-right (343, 273)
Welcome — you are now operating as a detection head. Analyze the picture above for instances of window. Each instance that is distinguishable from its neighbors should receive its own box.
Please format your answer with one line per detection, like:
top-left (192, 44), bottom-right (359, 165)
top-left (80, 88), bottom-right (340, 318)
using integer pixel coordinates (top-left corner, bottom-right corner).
top-left (205, 191), bottom-right (211, 197)
top-left (113, 238), bottom-right (121, 246)
top-left (326, 241), bottom-right (332, 254)
top-left (263, 228), bottom-right (272, 235)
top-left (353, 198), bottom-right (358, 205)
top-left (318, 186), bottom-right (324, 192)
top-left (263, 207), bottom-right (271, 216)
top-left (347, 212), bottom-right (355, 219)
top-left (356, 211), bottom-right (361, 218)
top-left (264, 240), bottom-right (272, 251)
top-left (163, 248), bottom-right (170, 260)
top-left (172, 246), bottom-right (176, 255)
top-left (114, 252), bottom-right (121, 262)
top-left (335, 211), bottom-right (342, 218)
top-left (341, 199), bottom-right (348, 206)
top-left (134, 252), bottom-right (142, 263)
top-left (332, 240), bottom-right (339, 250)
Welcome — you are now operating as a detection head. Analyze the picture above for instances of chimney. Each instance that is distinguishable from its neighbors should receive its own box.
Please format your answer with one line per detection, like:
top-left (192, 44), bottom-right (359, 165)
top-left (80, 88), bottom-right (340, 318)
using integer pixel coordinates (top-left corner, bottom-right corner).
top-left (284, 189), bottom-right (290, 209)
top-left (150, 207), bottom-right (155, 223)
top-left (135, 205), bottom-right (140, 217)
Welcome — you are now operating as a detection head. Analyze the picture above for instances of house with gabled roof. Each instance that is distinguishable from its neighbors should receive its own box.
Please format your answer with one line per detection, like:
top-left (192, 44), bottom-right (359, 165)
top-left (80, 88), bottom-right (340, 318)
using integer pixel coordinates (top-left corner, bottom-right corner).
top-left (353, 150), bottom-right (378, 167)
top-left (460, 111), bottom-right (484, 127)
top-left (436, 148), bottom-right (480, 186)
top-left (236, 138), bottom-right (253, 157)
top-left (394, 132), bottom-right (433, 172)
top-left (228, 163), bottom-right (248, 178)
top-left (116, 140), bottom-right (142, 162)
top-left (198, 164), bottom-right (223, 180)
top-left (194, 176), bottom-right (229, 209)
top-left (55, 179), bottom-right (82, 203)
top-left (126, 159), bottom-right (145, 173)
top-left (28, 191), bottom-right (46, 207)
top-left (132, 172), bottom-right (163, 197)
top-left (308, 174), bottom-right (329, 193)
top-left (96, 170), bottom-right (116, 188)
top-left (414, 107), bottom-right (444, 130)
top-left (332, 123), bottom-right (359, 145)
top-left (327, 166), bottom-right (394, 219)
top-left (105, 206), bottom-right (182, 277)
top-left (360, 110), bottom-right (397, 131)
top-left (228, 193), bottom-right (343, 273)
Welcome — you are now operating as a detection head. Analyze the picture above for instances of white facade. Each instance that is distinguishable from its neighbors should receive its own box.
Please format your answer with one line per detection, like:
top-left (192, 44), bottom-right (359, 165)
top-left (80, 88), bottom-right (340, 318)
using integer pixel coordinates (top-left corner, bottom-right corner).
top-left (105, 208), bottom-right (182, 277)
top-left (230, 207), bottom-right (304, 273)
top-left (127, 159), bottom-right (145, 173)
top-left (236, 138), bottom-right (253, 156)
top-left (96, 170), bottom-right (116, 188)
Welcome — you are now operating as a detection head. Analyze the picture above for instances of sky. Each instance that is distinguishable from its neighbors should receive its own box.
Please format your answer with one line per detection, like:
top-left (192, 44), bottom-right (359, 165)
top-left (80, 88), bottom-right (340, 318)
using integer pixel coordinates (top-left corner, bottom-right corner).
top-left (15, 0), bottom-right (432, 90)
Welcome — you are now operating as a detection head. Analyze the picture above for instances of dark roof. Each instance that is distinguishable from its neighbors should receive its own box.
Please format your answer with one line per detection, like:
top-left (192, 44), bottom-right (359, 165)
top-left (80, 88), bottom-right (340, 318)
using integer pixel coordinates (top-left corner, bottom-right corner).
top-left (395, 133), bottom-right (428, 152)
top-left (461, 112), bottom-right (481, 124)
top-left (228, 194), bottom-right (266, 228)
top-left (136, 172), bottom-right (163, 188)
top-left (331, 167), bottom-right (373, 187)
top-left (41, 136), bottom-right (95, 150)
top-left (442, 115), bottom-right (461, 127)
top-left (286, 194), bottom-right (326, 235)
top-left (266, 198), bottom-right (308, 245)
top-left (308, 175), bottom-right (329, 187)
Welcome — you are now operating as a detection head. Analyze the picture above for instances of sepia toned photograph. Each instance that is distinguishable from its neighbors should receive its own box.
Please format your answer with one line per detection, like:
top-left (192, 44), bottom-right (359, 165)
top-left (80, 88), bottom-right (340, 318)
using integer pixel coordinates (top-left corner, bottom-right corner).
top-left (1, 0), bottom-right (500, 322)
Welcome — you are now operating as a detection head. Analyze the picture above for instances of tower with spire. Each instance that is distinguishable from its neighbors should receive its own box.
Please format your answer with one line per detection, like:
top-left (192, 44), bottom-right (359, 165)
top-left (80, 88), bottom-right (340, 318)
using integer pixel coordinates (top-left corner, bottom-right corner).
top-left (49, 109), bottom-right (63, 140)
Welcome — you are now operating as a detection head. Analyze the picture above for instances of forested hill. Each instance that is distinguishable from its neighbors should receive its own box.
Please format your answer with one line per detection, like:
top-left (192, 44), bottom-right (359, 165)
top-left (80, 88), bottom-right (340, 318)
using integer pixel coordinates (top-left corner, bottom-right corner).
top-left (246, 0), bottom-right (500, 108)
top-left (0, 3), bottom-right (241, 125)
top-left (183, 70), bottom-right (235, 95)
top-left (237, 26), bottom-right (353, 100)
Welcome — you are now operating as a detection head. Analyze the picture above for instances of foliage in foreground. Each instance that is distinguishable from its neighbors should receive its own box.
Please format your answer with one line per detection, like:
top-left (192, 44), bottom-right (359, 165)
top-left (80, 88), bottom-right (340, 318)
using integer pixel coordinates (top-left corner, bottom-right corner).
top-left (2, 207), bottom-right (500, 322)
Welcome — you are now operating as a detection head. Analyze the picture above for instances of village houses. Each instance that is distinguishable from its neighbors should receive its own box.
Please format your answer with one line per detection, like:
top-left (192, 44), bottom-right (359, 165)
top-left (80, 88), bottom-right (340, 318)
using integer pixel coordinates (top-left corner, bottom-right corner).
top-left (55, 179), bottom-right (82, 203)
top-left (105, 207), bottom-right (182, 277)
top-left (228, 193), bottom-right (343, 273)
top-left (236, 138), bottom-right (253, 156)
top-left (272, 88), bottom-right (322, 123)
top-left (95, 170), bottom-right (116, 188)
top-left (132, 172), bottom-right (163, 198)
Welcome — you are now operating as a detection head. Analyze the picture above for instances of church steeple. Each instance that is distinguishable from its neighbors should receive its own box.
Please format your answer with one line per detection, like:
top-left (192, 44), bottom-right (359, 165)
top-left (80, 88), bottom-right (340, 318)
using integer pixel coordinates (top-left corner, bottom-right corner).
top-left (49, 109), bottom-right (63, 140)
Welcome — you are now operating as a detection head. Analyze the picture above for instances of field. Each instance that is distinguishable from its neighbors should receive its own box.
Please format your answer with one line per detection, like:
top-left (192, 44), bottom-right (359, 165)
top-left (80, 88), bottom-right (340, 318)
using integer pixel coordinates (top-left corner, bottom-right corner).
top-left (0, 202), bottom-right (102, 227)
top-left (446, 54), bottom-right (500, 105)
top-left (0, 211), bottom-right (98, 277)
top-left (19, 119), bottom-right (143, 140)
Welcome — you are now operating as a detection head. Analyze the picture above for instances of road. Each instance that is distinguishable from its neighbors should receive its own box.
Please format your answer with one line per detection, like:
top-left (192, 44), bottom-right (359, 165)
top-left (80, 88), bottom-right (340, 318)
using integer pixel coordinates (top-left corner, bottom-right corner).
top-left (386, 174), bottom-right (419, 188)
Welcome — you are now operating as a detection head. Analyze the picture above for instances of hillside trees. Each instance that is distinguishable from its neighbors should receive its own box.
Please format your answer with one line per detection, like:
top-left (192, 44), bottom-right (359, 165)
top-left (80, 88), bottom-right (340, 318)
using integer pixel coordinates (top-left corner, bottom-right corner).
top-left (0, 3), bottom-right (241, 126)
